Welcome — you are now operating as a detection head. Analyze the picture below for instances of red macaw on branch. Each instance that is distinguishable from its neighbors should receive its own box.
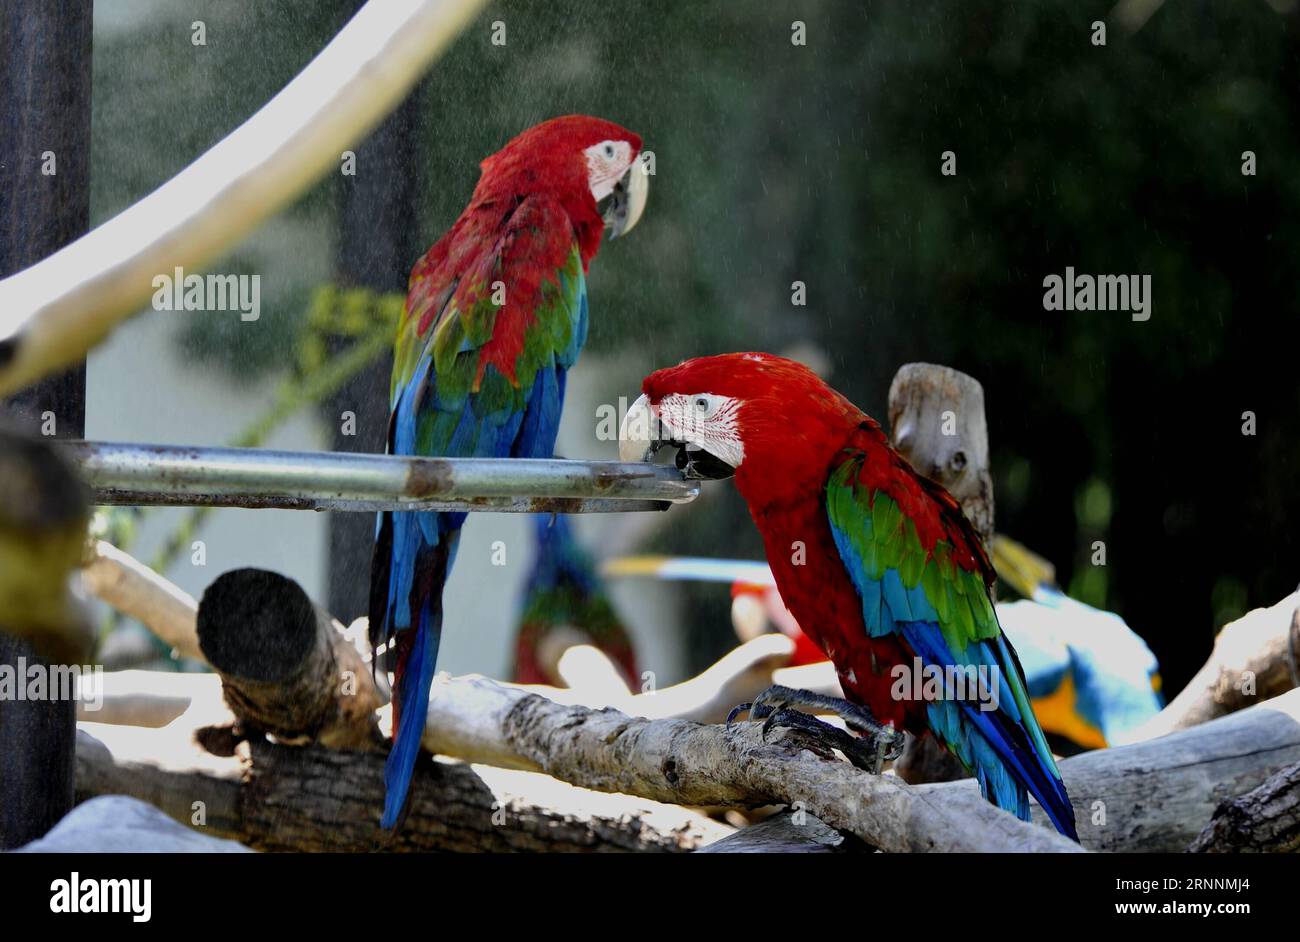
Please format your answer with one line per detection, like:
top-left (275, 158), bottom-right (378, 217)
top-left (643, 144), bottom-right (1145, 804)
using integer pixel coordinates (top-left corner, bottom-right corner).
top-left (370, 115), bottom-right (647, 828)
top-left (619, 352), bottom-right (1077, 839)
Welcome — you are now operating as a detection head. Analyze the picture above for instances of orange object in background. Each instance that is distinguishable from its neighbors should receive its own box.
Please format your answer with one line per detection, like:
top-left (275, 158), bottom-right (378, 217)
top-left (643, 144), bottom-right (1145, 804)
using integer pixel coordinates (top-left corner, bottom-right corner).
top-left (730, 581), bottom-right (827, 667)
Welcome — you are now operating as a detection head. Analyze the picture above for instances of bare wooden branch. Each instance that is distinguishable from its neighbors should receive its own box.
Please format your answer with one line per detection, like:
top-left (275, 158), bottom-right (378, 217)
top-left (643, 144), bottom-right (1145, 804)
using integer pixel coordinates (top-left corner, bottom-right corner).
top-left (609, 632), bottom-right (795, 723)
top-left (195, 569), bottom-right (384, 751)
top-left (1118, 591), bottom-right (1300, 743)
top-left (1189, 759), bottom-right (1300, 853)
top-left (419, 674), bottom-right (1081, 852)
top-left (422, 673), bottom-right (1300, 852)
top-left (75, 651), bottom-right (1300, 851)
top-left (75, 721), bottom-right (729, 853)
top-left (81, 540), bottom-right (203, 663)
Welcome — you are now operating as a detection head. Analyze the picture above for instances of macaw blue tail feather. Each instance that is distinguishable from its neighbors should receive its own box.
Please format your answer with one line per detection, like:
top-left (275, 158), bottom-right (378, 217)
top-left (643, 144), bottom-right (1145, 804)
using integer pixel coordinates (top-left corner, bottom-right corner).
top-left (371, 508), bottom-right (460, 830)
top-left (900, 621), bottom-right (1079, 842)
top-left (382, 600), bottom-right (439, 828)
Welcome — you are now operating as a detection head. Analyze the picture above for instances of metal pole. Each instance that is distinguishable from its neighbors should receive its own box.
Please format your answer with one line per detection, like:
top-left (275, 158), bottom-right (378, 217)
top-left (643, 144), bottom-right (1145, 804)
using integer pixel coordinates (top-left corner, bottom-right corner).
top-left (66, 441), bottom-right (699, 513)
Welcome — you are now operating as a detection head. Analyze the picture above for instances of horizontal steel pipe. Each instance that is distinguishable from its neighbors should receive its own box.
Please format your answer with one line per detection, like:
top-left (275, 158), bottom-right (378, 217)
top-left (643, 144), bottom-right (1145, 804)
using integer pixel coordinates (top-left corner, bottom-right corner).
top-left (63, 442), bottom-right (697, 513)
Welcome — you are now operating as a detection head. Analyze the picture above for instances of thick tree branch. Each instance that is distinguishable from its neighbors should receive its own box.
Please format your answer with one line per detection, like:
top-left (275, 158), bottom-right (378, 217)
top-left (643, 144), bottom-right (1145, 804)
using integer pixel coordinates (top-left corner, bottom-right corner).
top-left (420, 674), bottom-right (1300, 853)
top-left (1189, 758), bottom-right (1300, 853)
top-left (75, 721), bottom-right (730, 853)
top-left (419, 674), bottom-right (1081, 852)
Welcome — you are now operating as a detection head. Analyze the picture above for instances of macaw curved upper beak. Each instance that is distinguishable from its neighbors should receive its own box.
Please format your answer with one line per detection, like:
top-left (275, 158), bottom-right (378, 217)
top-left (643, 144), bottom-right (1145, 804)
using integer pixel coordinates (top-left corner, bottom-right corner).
top-left (618, 393), bottom-right (735, 480)
top-left (618, 394), bottom-right (661, 463)
top-left (602, 156), bottom-right (649, 239)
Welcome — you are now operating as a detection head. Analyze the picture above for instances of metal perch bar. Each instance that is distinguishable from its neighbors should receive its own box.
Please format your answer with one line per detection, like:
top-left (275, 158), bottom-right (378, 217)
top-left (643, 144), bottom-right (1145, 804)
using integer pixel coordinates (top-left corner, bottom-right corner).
top-left (63, 441), bottom-right (699, 513)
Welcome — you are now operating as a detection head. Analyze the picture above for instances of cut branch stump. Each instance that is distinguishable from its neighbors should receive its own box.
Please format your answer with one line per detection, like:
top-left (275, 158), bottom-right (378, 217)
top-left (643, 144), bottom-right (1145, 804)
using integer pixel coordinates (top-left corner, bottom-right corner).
top-left (195, 568), bottom-right (382, 751)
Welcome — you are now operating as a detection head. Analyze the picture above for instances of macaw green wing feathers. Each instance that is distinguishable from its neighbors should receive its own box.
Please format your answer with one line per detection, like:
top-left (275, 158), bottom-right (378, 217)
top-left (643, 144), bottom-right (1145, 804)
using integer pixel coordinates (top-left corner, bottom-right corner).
top-left (826, 453), bottom-right (998, 654)
top-left (824, 447), bottom-right (1077, 840)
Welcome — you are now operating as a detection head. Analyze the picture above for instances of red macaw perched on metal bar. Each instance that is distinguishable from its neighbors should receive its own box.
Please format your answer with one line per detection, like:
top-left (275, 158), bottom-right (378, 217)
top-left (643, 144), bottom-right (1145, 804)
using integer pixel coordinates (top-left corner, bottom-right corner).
top-left (370, 116), bottom-right (647, 828)
top-left (620, 353), bottom-right (1078, 840)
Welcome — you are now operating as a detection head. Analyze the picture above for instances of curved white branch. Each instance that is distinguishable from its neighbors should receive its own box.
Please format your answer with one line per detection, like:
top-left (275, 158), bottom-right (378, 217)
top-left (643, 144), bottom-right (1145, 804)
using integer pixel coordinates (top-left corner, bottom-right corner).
top-left (0, 0), bottom-right (488, 397)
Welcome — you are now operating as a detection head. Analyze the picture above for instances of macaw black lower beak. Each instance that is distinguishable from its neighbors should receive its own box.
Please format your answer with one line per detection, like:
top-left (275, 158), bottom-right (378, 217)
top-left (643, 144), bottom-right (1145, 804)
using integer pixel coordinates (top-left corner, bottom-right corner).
top-left (618, 394), bottom-right (735, 480)
top-left (673, 443), bottom-right (736, 481)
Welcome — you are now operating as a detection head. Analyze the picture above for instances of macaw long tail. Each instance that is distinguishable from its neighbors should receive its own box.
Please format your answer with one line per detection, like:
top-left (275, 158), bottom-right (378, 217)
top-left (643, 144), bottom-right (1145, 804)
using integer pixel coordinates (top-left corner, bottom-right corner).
top-left (370, 509), bottom-right (462, 829)
top-left (901, 623), bottom-right (1079, 842)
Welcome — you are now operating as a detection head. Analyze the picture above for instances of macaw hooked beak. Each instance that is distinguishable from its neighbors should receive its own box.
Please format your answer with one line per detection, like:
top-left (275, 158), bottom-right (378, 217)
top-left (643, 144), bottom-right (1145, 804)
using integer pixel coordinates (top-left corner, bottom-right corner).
top-left (618, 394), bottom-right (661, 462)
top-left (602, 157), bottom-right (649, 239)
top-left (618, 393), bottom-right (736, 480)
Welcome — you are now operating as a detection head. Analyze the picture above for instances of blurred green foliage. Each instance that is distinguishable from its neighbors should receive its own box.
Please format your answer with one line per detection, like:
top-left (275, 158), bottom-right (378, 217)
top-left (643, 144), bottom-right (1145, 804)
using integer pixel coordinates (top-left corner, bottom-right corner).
top-left (90, 0), bottom-right (1300, 688)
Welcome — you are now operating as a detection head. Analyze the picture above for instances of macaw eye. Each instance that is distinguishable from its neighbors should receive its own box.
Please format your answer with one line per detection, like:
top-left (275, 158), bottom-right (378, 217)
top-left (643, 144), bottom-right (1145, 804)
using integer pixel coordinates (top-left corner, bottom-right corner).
top-left (950, 450), bottom-right (968, 472)
top-left (604, 143), bottom-right (615, 158)
top-left (694, 397), bottom-right (710, 413)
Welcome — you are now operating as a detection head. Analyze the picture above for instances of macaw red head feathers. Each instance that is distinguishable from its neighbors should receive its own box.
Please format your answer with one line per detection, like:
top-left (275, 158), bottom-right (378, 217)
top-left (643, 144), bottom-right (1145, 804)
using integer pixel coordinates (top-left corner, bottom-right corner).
top-left (474, 115), bottom-right (647, 240)
top-left (620, 352), bottom-right (868, 494)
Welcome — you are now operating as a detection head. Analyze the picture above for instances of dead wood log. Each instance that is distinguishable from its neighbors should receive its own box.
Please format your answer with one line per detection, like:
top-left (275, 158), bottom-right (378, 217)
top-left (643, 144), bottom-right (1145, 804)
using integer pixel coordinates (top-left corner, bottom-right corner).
top-left (1119, 591), bottom-right (1300, 743)
top-left (1188, 759), bottom-right (1300, 853)
top-left (922, 687), bottom-right (1300, 851)
top-left (75, 721), bottom-right (729, 853)
top-left (423, 674), bottom-right (1300, 852)
top-left (195, 568), bottom-right (383, 750)
top-left (888, 362), bottom-right (989, 787)
top-left (76, 634), bottom-right (1300, 851)
top-left (420, 674), bottom-right (1081, 852)
top-left (92, 557), bottom-right (1300, 852)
